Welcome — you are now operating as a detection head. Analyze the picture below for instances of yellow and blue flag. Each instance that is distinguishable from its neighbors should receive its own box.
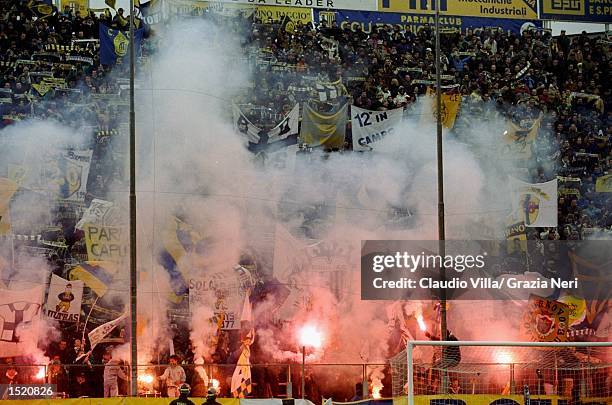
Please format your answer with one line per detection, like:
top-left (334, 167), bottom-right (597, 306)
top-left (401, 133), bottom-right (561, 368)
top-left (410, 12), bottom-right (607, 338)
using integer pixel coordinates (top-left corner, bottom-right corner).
top-left (69, 261), bottom-right (117, 297)
top-left (159, 216), bottom-right (202, 303)
top-left (99, 23), bottom-right (144, 65)
top-left (29, 1), bottom-right (54, 19)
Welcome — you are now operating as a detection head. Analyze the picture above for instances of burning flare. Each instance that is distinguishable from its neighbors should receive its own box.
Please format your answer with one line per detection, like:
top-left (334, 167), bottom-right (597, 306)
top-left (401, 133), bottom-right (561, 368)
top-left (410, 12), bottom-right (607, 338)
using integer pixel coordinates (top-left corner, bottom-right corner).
top-left (36, 366), bottom-right (45, 380)
top-left (211, 378), bottom-right (220, 390)
top-left (298, 325), bottom-right (323, 348)
top-left (371, 380), bottom-right (383, 399)
top-left (416, 313), bottom-right (426, 332)
top-left (495, 350), bottom-right (514, 364)
top-left (138, 373), bottom-right (154, 384)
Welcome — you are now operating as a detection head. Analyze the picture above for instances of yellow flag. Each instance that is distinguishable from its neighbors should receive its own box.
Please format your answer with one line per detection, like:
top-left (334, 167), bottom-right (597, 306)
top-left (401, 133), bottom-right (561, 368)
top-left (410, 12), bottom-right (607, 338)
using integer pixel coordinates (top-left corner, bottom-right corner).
top-left (422, 88), bottom-right (462, 129)
top-left (105, 0), bottom-right (116, 9)
top-left (0, 255), bottom-right (8, 288)
top-left (0, 178), bottom-right (18, 235)
top-left (441, 93), bottom-right (461, 128)
top-left (301, 103), bottom-right (348, 148)
top-left (504, 210), bottom-right (527, 254)
top-left (595, 174), bottom-right (612, 193)
top-left (60, 0), bottom-right (89, 14)
top-left (32, 82), bottom-right (52, 96)
top-left (501, 113), bottom-right (543, 159)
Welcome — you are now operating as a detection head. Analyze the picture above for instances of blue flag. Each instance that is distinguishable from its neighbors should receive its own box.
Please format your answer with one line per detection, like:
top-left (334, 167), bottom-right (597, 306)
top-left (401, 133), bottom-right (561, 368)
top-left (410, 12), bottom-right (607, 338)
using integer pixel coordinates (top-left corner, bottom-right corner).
top-left (99, 23), bottom-right (144, 65)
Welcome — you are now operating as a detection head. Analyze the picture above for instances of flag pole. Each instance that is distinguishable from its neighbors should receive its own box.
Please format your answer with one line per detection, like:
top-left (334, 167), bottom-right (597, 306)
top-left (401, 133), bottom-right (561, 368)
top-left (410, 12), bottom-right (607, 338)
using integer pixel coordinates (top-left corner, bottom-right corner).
top-left (81, 296), bottom-right (99, 344)
top-left (129, 0), bottom-right (138, 397)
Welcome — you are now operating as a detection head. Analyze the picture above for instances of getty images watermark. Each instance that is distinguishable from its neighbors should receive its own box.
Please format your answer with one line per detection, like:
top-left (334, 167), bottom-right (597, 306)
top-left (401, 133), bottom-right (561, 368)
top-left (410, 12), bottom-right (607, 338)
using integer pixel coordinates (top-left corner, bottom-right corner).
top-left (360, 240), bottom-right (603, 300)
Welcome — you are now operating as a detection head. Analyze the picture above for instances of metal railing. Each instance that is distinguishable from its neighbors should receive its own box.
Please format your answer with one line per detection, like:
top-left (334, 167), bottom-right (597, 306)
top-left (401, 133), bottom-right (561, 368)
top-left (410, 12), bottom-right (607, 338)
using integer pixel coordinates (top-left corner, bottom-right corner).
top-left (1, 363), bottom-right (388, 400)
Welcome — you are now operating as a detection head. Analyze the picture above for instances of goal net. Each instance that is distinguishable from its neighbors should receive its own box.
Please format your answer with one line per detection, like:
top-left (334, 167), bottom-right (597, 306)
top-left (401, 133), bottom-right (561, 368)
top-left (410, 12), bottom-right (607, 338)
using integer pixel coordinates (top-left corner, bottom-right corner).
top-left (390, 341), bottom-right (612, 404)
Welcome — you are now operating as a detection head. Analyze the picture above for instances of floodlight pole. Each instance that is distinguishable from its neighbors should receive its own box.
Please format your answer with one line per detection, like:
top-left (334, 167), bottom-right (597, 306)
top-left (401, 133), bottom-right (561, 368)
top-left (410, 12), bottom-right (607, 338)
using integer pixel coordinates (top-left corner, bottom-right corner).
top-left (434, 0), bottom-right (447, 341)
top-left (301, 345), bottom-right (306, 400)
top-left (434, 1), bottom-right (448, 394)
top-left (129, 0), bottom-right (138, 397)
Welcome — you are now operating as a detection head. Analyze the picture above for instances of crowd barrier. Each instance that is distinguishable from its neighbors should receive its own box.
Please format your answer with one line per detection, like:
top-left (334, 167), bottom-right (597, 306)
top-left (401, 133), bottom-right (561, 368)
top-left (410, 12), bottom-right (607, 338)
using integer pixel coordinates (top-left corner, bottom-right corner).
top-left (0, 400), bottom-right (316, 405)
top-left (1, 396), bottom-right (610, 404)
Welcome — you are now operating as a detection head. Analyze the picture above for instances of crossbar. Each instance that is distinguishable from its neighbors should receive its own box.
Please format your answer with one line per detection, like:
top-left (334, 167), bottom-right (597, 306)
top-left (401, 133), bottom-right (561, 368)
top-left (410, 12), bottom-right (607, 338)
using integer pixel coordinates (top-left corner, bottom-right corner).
top-left (408, 341), bottom-right (612, 347)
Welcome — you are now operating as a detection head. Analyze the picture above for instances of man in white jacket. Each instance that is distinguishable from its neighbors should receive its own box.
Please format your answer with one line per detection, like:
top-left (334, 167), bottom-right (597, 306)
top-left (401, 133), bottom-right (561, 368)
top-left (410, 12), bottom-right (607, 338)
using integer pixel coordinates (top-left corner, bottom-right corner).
top-left (159, 355), bottom-right (186, 398)
top-left (102, 349), bottom-right (128, 397)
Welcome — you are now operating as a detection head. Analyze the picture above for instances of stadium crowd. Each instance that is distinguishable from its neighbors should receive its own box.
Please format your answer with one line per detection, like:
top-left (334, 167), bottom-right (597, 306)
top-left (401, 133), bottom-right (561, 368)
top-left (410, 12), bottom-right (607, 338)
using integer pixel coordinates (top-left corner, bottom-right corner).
top-left (0, 0), bottom-right (610, 399)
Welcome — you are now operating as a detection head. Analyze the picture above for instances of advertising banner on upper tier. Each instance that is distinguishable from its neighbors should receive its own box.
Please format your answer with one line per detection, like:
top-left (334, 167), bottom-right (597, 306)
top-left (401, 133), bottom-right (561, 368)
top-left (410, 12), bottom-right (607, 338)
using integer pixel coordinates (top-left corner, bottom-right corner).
top-left (315, 9), bottom-right (541, 34)
top-left (539, 0), bottom-right (612, 22)
top-left (153, 1), bottom-right (314, 24)
top-left (378, 0), bottom-right (538, 20)
top-left (170, 0), bottom-right (377, 11)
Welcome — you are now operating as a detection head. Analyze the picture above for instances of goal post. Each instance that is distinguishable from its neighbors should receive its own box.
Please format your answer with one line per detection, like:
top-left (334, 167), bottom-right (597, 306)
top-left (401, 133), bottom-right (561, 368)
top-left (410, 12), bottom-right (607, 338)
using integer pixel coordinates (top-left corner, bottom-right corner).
top-left (392, 341), bottom-right (612, 405)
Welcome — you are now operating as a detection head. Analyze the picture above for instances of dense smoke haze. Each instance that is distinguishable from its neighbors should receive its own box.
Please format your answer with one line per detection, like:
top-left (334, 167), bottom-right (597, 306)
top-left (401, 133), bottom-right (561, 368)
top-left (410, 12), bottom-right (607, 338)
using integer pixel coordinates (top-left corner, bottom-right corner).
top-left (1, 8), bottom-right (608, 400)
top-left (127, 16), bottom-right (529, 375)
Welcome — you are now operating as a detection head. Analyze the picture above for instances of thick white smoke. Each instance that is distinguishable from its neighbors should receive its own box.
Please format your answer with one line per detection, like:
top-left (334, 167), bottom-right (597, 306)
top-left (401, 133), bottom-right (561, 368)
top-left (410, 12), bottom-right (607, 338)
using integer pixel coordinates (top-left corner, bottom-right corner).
top-left (130, 15), bottom-right (528, 379)
top-left (0, 12), bottom-right (548, 396)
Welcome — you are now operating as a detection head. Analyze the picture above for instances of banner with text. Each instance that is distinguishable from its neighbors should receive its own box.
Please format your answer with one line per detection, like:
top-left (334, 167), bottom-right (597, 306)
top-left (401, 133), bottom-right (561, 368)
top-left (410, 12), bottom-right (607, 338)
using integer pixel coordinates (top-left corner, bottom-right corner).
top-left (84, 224), bottom-right (127, 262)
top-left (188, 272), bottom-right (246, 330)
top-left (255, 5), bottom-right (313, 23)
top-left (522, 294), bottom-right (570, 342)
top-left (44, 274), bottom-right (83, 323)
top-left (187, 0), bottom-right (376, 11)
top-left (539, 0), bottom-right (611, 22)
top-left (351, 106), bottom-right (403, 151)
top-left (378, 0), bottom-right (538, 19)
top-left (318, 9), bottom-right (540, 34)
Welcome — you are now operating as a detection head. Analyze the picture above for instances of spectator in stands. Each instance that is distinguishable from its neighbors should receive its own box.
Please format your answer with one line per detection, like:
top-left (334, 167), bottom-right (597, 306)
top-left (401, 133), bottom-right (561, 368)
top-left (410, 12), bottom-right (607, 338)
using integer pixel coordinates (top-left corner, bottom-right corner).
top-left (69, 372), bottom-right (92, 398)
top-left (450, 378), bottom-right (461, 394)
top-left (159, 355), bottom-right (187, 398)
top-left (102, 348), bottom-right (128, 397)
top-left (0, 366), bottom-right (20, 385)
top-left (47, 357), bottom-right (68, 394)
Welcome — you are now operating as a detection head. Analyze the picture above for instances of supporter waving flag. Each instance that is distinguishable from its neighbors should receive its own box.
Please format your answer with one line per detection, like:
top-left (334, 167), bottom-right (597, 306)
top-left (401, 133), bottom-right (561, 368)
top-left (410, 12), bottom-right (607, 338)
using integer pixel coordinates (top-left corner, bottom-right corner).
top-left (231, 293), bottom-right (254, 398)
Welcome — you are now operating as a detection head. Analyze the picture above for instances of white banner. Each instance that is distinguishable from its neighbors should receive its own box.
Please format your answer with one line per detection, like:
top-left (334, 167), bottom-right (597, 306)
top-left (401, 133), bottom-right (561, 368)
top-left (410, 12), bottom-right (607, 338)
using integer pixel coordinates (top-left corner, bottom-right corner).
top-left (188, 270), bottom-right (247, 330)
top-left (0, 286), bottom-right (43, 358)
top-left (45, 274), bottom-right (84, 323)
top-left (351, 106), bottom-right (404, 151)
top-left (512, 179), bottom-right (558, 227)
top-left (75, 198), bottom-right (114, 230)
top-left (199, 0), bottom-right (376, 11)
top-left (233, 104), bottom-right (299, 146)
top-left (268, 104), bottom-right (299, 144)
top-left (88, 311), bottom-right (128, 350)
